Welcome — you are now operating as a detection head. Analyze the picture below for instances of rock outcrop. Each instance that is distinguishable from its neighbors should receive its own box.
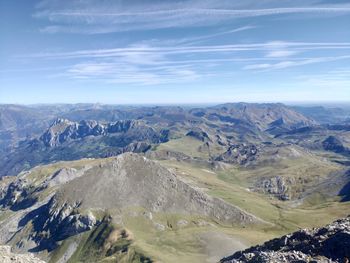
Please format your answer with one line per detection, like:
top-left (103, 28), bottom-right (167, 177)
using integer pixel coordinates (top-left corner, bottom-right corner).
top-left (0, 118), bottom-right (169, 177)
top-left (221, 216), bottom-right (350, 263)
top-left (215, 144), bottom-right (258, 165)
top-left (25, 196), bottom-right (98, 250)
top-left (0, 246), bottom-right (46, 263)
top-left (254, 176), bottom-right (290, 201)
top-left (40, 118), bottom-right (167, 147)
top-left (0, 178), bottom-right (39, 211)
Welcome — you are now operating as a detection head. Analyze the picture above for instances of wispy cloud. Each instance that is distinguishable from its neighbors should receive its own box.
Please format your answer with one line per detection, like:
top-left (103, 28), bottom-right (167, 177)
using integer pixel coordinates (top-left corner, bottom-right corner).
top-left (34, 0), bottom-right (350, 33)
top-left (24, 42), bottom-right (350, 60)
top-left (19, 40), bottom-right (350, 84)
top-left (173, 26), bottom-right (257, 45)
top-left (62, 61), bottom-right (202, 85)
top-left (265, 50), bottom-right (299, 58)
top-left (3, 0), bottom-right (350, 103)
top-left (243, 55), bottom-right (350, 70)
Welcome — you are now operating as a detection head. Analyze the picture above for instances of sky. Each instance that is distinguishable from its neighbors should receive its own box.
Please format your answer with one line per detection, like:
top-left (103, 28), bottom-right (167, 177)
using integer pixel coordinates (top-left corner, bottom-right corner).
top-left (1, 0), bottom-right (350, 104)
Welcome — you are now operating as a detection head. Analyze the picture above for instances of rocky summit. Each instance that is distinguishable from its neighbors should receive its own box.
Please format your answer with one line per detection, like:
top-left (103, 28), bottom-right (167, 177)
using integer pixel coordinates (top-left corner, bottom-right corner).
top-left (40, 118), bottom-right (156, 147)
top-left (53, 153), bottom-right (259, 224)
top-left (221, 216), bottom-right (350, 263)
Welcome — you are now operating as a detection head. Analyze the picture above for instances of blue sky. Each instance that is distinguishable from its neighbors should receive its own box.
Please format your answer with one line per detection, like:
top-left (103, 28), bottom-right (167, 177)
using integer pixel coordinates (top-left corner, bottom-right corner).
top-left (1, 0), bottom-right (350, 104)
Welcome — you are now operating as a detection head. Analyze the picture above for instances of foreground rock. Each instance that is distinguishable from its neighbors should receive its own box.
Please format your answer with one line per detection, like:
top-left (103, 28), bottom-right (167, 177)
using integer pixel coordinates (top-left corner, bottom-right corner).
top-left (0, 246), bottom-right (46, 263)
top-left (221, 216), bottom-right (350, 263)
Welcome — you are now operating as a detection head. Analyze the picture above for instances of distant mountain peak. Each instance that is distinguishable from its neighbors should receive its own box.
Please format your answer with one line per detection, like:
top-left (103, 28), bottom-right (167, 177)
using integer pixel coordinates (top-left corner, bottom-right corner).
top-left (40, 119), bottom-right (145, 147)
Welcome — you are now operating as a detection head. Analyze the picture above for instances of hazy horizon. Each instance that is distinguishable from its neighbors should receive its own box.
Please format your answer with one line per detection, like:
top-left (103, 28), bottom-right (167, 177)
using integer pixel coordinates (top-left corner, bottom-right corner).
top-left (2, 101), bottom-right (350, 108)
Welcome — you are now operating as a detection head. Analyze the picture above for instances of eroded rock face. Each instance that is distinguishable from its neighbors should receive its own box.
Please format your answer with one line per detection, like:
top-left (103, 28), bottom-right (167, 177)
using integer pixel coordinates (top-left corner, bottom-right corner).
top-left (0, 246), bottom-right (46, 263)
top-left (215, 144), bottom-right (258, 165)
top-left (0, 118), bottom-right (170, 177)
top-left (255, 176), bottom-right (290, 201)
top-left (24, 196), bottom-right (98, 250)
top-left (0, 166), bottom-right (99, 252)
top-left (40, 118), bottom-right (165, 148)
top-left (0, 178), bottom-right (39, 211)
top-left (42, 197), bottom-right (97, 241)
top-left (221, 216), bottom-right (350, 263)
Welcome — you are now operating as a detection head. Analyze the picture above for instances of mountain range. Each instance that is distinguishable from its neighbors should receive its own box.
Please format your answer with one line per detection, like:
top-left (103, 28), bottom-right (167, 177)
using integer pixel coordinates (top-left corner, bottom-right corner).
top-left (0, 102), bottom-right (349, 263)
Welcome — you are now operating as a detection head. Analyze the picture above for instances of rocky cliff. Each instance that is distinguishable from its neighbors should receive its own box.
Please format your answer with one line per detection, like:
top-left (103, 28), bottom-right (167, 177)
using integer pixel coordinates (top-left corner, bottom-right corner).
top-left (0, 118), bottom-right (169, 177)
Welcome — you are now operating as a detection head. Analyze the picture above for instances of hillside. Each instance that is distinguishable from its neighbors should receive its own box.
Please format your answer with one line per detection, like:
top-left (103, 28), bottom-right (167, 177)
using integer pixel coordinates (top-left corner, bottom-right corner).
top-left (0, 103), bottom-right (349, 262)
top-left (0, 102), bottom-right (319, 177)
top-left (0, 153), bottom-right (265, 262)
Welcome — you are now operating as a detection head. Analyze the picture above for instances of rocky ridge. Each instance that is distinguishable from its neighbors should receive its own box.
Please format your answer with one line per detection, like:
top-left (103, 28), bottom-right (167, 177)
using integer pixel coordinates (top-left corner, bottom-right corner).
top-left (0, 153), bottom-right (262, 257)
top-left (215, 144), bottom-right (258, 165)
top-left (202, 103), bottom-right (316, 130)
top-left (52, 153), bottom-right (261, 224)
top-left (221, 216), bottom-right (350, 263)
top-left (40, 118), bottom-right (166, 147)
top-left (0, 118), bottom-right (169, 177)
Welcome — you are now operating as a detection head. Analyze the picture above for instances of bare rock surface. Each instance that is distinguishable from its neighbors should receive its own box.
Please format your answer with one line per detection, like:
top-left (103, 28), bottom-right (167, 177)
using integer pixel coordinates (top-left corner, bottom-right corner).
top-left (215, 144), bottom-right (258, 165)
top-left (0, 246), bottom-right (46, 263)
top-left (57, 153), bottom-right (261, 225)
top-left (254, 176), bottom-right (290, 201)
top-left (0, 153), bottom-right (263, 258)
top-left (221, 216), bottom-right (350, 263)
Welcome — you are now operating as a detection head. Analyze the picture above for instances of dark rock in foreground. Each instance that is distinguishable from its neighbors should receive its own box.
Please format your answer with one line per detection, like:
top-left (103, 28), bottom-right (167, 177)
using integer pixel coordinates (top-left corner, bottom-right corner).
top-left (221, 216), bottom-right (350, 263)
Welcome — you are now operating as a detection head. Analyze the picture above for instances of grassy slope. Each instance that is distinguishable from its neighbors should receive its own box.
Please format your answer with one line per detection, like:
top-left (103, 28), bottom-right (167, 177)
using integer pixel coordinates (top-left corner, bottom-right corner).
top-left (4, 135), bottom-right (350, 263)
top-left (157, 137), bottom-right (210, 159)
top-left (150, 136), bottom-right (350, 256)
top-left (49, 217), bottom-right (152, 263)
